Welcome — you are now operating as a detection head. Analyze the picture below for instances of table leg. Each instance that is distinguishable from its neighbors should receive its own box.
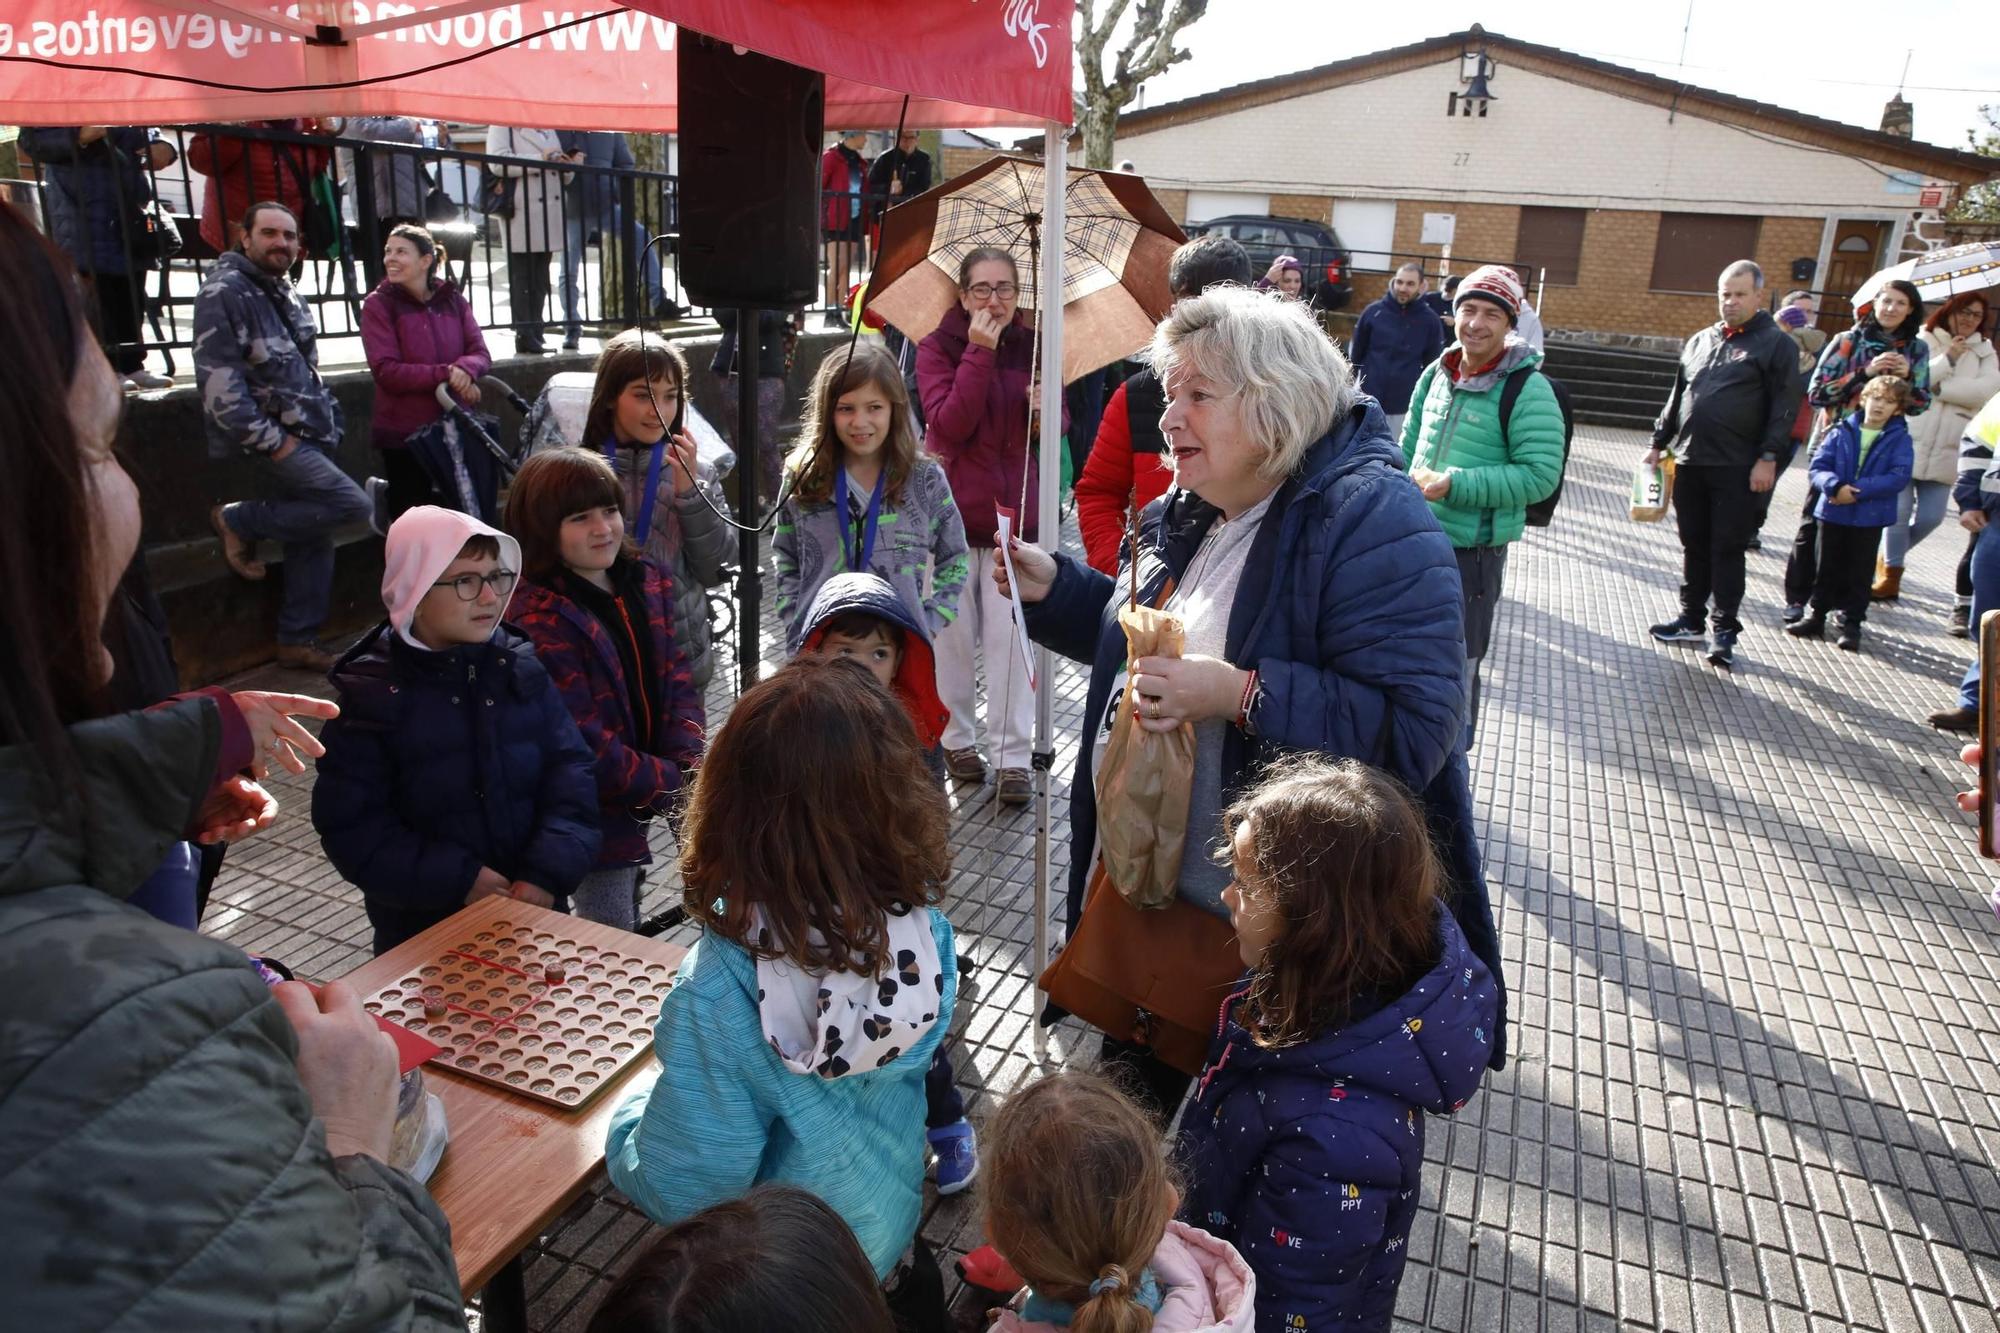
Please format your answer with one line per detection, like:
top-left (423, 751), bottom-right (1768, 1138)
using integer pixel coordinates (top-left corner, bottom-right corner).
top-left (479, 1256), bottom-right (528, 1333)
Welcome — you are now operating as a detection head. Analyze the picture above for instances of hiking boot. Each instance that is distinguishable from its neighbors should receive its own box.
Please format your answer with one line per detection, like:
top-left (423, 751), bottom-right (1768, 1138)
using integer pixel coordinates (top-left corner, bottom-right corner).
top-left (943, 747), bottom-right (987, 782)
top-left (927, 1119), bottom-right (979, 1196)
top-left (1649, 614), bottom-right (1706, 645)
top-left (1706, 630), bottom-right (1738, 670)
top-left (1871, 560), bottom-right (1903, 601)
top-left (1786, 612), bottom-right (1826, 639)
top-left (1782, 603), bottom-right (1805, 624)
top-left (1836, 618), bottom-right (1862, 652)
top-left (211, 504), bottom-right (267, 580)
top-left (1927, 705), bottom-right (1978, 733)
top-left (1951, 603), bottom-right (1972, 638)
top-left (1745, 534), bottom-right (1763, 552)
top-left (997, 768), bottom-right (1033, 805)
top-left (275, 642), bottom-right (337, 673)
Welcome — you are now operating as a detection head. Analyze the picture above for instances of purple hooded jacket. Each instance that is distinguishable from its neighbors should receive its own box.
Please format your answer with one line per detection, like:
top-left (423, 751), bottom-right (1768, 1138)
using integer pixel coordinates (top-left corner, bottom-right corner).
top-left (360, 279), bottom-right (492, 447)
top-left (916, 304), bottom-right (1058, 547)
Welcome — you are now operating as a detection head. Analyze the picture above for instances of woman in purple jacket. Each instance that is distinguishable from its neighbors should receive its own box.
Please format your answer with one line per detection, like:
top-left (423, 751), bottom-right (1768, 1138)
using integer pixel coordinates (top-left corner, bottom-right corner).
top-left (916, 246), bottom-right (1048, 806)
top-left (360, 223), bottom-right (492, 523)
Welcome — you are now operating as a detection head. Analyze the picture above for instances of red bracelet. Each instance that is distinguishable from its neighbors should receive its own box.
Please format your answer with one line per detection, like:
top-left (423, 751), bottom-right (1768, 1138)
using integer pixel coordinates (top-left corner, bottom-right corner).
top-left (1237, 669), bottom-right (1259, 729)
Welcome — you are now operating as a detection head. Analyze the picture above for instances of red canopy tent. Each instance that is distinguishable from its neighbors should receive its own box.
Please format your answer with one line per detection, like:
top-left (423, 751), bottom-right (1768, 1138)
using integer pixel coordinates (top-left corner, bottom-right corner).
top-left (0, 0), bottom-right (1069, 130)
top-left (2, 0), bottom-right (1082, 1048)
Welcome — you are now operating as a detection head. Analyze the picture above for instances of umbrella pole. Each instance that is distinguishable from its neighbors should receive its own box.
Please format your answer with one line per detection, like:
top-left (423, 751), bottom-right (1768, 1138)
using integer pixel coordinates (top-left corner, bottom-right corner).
top-left (1031, 124), bottom-right (1067, 1066)
top-left (736, 305), bottom-right (763, 694)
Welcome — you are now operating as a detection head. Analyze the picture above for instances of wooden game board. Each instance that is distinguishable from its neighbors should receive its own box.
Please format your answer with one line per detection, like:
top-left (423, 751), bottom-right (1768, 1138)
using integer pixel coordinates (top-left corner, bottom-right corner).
top-left (360, 916), bottom-right (676, 1110)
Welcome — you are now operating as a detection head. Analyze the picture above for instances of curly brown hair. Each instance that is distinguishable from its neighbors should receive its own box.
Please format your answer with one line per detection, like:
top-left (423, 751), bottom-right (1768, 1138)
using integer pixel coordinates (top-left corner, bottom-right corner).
top-left (784, 342), bottom-right (920, 506)
top-left (680, 655), bottom-right (950, 974)
top-left (1220, 755), bottom-right (1442, 1049)
top-left (983, 1072), bottom-right (1177, 1333)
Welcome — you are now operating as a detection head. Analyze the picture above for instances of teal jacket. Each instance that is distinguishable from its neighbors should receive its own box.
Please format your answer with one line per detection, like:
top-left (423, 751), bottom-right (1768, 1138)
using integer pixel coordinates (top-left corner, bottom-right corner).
top-left (1400, 343), bottom-right (1566, 549)
top-left (605, 909), bottom-right (957, 1278)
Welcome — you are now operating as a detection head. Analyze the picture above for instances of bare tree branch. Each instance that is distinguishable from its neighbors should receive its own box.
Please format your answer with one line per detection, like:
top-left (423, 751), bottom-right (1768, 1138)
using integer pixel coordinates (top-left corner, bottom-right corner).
top-left (1072, 0), bottom-right (1208, 167)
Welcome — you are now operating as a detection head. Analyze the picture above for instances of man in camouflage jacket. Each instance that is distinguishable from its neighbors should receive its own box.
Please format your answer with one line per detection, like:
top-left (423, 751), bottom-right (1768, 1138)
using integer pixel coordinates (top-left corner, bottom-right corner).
top-left (199, 201), bottom-right (374, 672)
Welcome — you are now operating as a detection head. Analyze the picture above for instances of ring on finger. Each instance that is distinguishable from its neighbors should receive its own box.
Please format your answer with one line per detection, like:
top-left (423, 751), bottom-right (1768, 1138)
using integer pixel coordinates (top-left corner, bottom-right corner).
top-left (267, 739), bottom-right (283, 753)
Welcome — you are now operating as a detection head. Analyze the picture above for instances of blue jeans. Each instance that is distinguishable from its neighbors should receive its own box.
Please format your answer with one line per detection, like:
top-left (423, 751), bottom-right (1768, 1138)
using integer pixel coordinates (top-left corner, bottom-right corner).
top-left (1957, 526), bottom-right (1996, 708)
top-left (224, 441), bottom-right (372, 645)
top-left (1884, 479), bottom-right (1952, 567)
top-left (561, 207), bottom-right (664, 333)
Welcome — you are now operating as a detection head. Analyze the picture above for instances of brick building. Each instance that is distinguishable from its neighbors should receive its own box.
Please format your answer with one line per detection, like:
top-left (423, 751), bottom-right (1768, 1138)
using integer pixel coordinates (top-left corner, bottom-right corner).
top-left (1096, 26), bottom-right (1998, 341)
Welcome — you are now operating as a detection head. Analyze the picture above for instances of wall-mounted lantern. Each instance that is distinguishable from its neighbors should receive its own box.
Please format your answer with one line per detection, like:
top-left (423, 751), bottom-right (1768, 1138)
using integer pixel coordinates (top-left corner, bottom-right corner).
top-left (1448, 29), bottom-right (1498, 118)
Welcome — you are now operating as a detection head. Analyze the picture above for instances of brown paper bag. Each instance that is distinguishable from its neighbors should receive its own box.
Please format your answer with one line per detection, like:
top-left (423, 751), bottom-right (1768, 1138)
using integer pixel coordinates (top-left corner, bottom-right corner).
top-left (1097, 604), bottom-right (1197, 909)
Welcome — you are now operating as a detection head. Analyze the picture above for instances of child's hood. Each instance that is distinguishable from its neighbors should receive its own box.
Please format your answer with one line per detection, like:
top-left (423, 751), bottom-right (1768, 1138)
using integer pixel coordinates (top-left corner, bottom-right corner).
top-left (987, 1222), bottom-right (1258, 1333)
top-left (752, 904), bottom-right (947, 1081)
top-left (381, 505), bottom-right (522, 649)
top-left (1216, 904), bottom-right (1499, 1116)
top-left (798, 572), bottom-right (950, 750)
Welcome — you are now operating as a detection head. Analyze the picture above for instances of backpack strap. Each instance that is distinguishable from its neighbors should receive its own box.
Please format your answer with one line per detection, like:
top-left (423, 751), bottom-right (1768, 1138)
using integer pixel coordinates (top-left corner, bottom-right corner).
top-left (1497, 364), bottom-right (1535, 447)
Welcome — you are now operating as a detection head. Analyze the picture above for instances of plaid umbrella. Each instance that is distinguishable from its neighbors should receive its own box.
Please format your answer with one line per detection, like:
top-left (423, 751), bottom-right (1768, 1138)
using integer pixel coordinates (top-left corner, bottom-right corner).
top-left (1852, 239), bottom-right (2000, 314)
top-left (865, 154), bottom-right (1185, 384)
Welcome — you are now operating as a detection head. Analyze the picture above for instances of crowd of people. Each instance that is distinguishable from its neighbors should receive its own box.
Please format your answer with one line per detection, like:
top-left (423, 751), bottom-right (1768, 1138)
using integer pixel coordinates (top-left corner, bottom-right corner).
top-left (19, 110), bottom-right (1998, 1331)
top-left (1640, 256), bottom-right (2000, 725)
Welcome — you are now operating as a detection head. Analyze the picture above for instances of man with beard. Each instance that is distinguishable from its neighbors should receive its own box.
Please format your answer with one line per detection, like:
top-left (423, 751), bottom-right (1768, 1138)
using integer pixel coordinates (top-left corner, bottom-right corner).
top-left (197, 201), bottom-right (375, 672)
top-left (1350, 262), bottom-right (1447, 439)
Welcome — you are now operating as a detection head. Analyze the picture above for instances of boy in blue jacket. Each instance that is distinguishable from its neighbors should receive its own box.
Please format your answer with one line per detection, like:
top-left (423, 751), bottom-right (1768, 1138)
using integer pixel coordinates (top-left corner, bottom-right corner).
top-left (1787, 376), bottom-right (1914, 653)
top-left (313, 506), bottom-right (601, 952)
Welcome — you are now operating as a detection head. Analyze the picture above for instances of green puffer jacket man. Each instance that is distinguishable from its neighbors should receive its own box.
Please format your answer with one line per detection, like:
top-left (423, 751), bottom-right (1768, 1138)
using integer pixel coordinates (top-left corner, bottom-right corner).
top-left (0, 695), bottom-right (466, 1331)
top-left (1399, 340), bottom-right (1566, 548)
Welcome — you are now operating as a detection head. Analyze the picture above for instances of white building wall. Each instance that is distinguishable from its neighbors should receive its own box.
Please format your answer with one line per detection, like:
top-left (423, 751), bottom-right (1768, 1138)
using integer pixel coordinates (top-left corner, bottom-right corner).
top-left (1115, 59), bottom-right (1924, 219)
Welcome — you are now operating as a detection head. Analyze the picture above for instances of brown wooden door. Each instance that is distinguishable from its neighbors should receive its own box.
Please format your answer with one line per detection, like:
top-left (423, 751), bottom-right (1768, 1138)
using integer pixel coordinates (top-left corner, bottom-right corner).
top-left (1819, 220), bottom-right (1890, 330)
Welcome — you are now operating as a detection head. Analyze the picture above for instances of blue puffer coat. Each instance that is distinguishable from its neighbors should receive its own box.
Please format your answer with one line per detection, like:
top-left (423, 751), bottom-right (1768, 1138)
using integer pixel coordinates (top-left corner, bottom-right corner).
top-left (1808, 412), bottom-right (1914, 528)
top-left (1022, 399), bottom-right (1508, 1068)
top-left (1178, 907), bottom-right (1499, 1333)
top-left (1348, 294), bottom-right (1447, 415)
top-left (313, 621), bottom-right (603, 952)
top-left (19, 127), bottom-right (160, 275)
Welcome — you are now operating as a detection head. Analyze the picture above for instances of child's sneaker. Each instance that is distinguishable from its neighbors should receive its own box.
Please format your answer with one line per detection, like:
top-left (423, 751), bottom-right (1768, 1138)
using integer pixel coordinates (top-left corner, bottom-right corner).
top-left (956, 1243), bottom-right (1024, 1295)
top-left (928, 1118), bottom-right (979, 1195)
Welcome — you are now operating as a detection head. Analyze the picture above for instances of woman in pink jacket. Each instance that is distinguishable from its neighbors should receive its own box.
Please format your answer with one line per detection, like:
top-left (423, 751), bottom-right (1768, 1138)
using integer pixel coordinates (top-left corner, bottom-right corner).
top-left (915, 245), bottom-right (1057, 806)
top-left (360, 223), bottom-right (492, 522)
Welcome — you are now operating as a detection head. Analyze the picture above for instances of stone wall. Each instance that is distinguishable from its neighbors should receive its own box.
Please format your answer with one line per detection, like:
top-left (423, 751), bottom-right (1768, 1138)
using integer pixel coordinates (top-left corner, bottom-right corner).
top-left (138, 328), bottom-right (847, 685)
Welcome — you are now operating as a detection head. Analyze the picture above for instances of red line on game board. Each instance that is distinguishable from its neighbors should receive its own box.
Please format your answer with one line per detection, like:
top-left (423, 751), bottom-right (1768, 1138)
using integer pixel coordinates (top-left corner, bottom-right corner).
top-left (443, 948), bottom-right (536, 981)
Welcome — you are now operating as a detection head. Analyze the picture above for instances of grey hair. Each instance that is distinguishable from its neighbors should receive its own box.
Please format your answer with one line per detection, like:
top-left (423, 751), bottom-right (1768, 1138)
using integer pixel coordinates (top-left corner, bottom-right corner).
top-left (1783, 289), bottom-right (1814, 305)
top-left (1148, 286), bottom-right (1355, 480)
top-left (1719, 259), bottom-right (1764, 289)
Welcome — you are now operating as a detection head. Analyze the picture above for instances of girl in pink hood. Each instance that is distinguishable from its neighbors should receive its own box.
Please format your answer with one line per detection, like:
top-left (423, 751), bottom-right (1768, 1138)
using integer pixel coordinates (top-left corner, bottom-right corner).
top-left (983, 1072), bottom-right (1256, 1333)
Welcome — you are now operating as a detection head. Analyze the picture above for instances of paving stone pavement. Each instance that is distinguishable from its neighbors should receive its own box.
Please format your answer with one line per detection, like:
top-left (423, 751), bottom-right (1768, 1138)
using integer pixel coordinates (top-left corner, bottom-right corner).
top-left (205, 424), bottom-right (2000, 1332)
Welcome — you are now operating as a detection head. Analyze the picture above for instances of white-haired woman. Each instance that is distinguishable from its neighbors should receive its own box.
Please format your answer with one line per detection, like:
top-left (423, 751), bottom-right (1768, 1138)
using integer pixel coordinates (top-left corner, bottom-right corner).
top-left (998, 286), bottom-right (1506, 1112)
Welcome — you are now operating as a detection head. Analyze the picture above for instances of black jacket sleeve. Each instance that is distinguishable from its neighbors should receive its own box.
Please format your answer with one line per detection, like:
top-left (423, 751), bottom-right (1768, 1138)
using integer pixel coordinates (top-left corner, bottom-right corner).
top-left (1759, 329), bottom-right (1803, 459)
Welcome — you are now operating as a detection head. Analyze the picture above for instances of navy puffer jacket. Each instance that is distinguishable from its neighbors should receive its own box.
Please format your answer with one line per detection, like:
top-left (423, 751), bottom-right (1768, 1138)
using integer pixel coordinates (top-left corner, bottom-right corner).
top-left (313, 622), bottom-right (602, 951)
top-left (1022, 399), bottom-right (1508, 1068)
top-left (19, 126), bottom-right (159, 275)
top-left (1178, 907), bottom-right (1499, 1333)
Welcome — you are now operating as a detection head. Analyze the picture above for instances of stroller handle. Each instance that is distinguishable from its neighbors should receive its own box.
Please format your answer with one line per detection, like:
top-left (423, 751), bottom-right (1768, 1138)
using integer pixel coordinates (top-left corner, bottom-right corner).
top-left (434, 376), bottom-right (533, 416)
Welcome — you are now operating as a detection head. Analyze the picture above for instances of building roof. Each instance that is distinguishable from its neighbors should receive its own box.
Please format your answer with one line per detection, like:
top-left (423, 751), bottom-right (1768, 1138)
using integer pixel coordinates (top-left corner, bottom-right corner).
top-left (1099, 25), bottom-right (1998, 184)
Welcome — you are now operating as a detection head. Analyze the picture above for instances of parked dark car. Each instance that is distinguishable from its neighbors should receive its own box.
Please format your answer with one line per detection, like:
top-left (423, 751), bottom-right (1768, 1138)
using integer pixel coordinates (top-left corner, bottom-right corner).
top-left (1184, 213), bottom-right (1353, 311)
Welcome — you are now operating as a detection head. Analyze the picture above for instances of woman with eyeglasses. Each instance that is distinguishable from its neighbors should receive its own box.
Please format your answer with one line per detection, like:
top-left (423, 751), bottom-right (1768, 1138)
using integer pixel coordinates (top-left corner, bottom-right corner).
top-left (313, 504), bottom-right (603, 953)
top-left (915, 246), bottom-right (1057, 806)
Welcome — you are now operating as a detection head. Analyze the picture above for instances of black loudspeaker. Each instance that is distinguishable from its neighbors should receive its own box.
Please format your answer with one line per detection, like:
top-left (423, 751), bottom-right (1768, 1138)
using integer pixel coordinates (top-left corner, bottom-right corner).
top-left (677, 32), bottom-right (823, 308)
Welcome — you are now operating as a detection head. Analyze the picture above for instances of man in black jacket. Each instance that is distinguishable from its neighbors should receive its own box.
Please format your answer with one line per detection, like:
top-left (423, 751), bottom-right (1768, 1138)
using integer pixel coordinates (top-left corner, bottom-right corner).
top-left (1645, 259), bottom-right (1802, 668)
top-left (867, 129), bottom-right (932, 222)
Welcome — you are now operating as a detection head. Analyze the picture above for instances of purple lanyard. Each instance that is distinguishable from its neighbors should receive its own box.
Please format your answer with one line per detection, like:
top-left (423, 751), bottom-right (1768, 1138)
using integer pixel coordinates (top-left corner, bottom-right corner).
top-left (833, 466), bottom-right (886, 572)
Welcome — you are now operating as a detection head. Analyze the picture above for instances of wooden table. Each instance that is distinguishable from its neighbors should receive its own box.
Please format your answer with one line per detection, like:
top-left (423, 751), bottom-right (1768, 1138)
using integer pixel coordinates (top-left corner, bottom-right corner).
top-left (338, 898), bottom-right (684, 1317)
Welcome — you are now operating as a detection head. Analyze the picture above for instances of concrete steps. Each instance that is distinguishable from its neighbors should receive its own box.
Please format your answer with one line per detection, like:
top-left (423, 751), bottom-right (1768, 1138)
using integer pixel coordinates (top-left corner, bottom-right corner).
top-left (1541, 339), bottom-right (1679, 432)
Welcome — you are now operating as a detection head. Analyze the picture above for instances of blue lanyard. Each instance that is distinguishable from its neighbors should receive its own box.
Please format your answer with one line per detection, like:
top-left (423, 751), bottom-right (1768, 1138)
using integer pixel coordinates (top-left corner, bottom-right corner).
top-left (606, 437), bottom-right (665, 547)
top-left (832, 466), bottom-right (886, 572)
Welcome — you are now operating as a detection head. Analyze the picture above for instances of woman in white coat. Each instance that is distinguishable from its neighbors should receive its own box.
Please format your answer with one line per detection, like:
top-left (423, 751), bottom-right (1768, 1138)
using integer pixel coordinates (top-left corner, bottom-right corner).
top-left (1877, 292), bottom-right (1998, 602)
top-left (486, 126), bottom-right (571, 354)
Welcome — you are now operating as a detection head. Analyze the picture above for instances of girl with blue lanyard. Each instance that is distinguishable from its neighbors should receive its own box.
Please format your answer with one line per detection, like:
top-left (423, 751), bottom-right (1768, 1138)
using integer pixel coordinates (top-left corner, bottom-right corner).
top-left (774, 343), bottom-right (969, 655)
top-left (582, 329), bottom-right (735, 690)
